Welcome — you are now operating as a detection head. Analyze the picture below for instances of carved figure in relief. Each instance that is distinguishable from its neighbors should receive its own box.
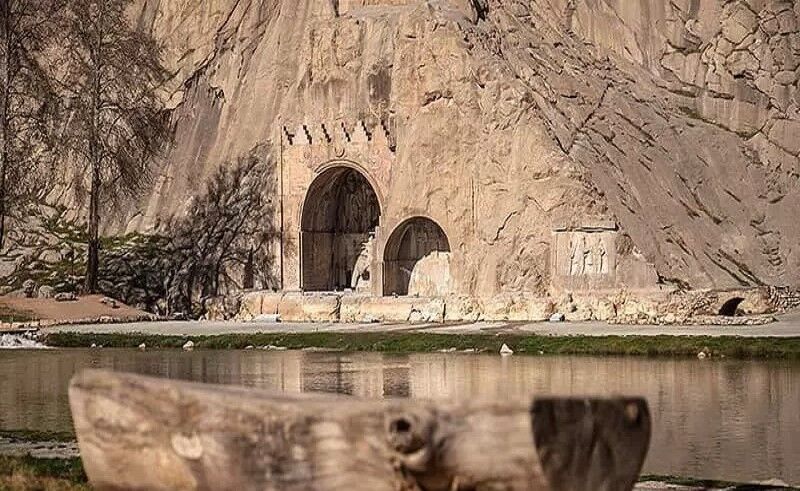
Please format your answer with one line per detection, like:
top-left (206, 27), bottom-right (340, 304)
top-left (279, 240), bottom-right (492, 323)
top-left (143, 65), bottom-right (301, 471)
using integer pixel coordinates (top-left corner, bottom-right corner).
top-left (593, 237), bottom-right (608, 275)
top-left (567, 233), bottom-right (610, 276)
top-left (336, 172), bottom-right (373, 232)
top-left (351, 234), bottom-right (374, 291)
top-left (568, 235), bottom-right (585, 276)
top-left (583, 241), bottom-right (593, 275)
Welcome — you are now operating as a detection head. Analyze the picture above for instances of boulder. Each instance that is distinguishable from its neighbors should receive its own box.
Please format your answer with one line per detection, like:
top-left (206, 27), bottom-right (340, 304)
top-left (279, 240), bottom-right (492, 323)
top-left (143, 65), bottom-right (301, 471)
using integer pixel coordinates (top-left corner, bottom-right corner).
top-left (38, 285), bottom-right (55, 299)
top-left (340, 296), bottom-right (445, 323)
top-left (55, 292), bottom-right (77, 302)
top-left (100, 297), bottom-right (119, 309)
top-left (22, 280), bottom-right (37, 298)
top-left (592, 299), bottom-right (617, 322)
top-left (443, 296), bottom-right (482, 322)
top-left (565, 308), bottom-right (593, 322)
top-left (408, 298), bottom-right (446, 323)
top-left (278, 293), bottom-right (340, 323)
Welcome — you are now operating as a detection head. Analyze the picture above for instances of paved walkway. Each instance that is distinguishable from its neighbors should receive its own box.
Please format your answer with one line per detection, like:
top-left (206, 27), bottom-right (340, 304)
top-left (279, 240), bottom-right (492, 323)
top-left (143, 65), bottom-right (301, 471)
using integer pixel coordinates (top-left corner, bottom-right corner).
top-left (42, 312), bottom-right (800, 337)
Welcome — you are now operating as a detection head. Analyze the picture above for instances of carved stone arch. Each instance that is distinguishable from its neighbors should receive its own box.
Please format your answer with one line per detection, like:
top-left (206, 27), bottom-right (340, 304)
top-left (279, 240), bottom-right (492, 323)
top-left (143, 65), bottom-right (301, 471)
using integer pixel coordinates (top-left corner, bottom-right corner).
top-left (301, 164), bottom-right (381, 292)
top-left (383, 217), bottom-right (452, 296)
top-left (311, 159), bottom-right (386, 212)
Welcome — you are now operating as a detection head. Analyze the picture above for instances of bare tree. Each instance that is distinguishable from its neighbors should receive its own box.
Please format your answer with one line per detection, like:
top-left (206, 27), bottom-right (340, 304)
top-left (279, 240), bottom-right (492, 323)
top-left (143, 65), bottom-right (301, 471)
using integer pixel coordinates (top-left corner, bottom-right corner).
top-left (165, 146), bottom-right (279, 315)
top-left (0, 0), bottom-right (59, 250)
top-left (58, 0), bottom-right (170, 292)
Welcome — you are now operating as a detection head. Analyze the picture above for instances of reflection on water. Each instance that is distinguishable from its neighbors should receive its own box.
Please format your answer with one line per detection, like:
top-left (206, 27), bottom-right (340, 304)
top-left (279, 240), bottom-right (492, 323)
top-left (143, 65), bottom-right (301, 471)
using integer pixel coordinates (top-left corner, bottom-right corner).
top-left (0, 349), bottom-right (798, 484)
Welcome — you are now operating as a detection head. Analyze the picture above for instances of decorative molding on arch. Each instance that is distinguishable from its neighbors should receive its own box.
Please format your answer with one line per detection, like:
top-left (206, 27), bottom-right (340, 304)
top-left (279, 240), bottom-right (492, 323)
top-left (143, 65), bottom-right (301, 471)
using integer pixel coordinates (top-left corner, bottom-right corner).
top-left (311, 159), bottom-right (387, 213)
top-left (282, 117), bottom-right (395, 152)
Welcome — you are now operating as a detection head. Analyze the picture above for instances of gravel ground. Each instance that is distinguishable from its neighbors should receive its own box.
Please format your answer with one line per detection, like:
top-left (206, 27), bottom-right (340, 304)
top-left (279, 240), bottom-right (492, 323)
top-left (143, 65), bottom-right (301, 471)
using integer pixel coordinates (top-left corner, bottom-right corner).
top-left (40, 312), bottom-right (800, 338)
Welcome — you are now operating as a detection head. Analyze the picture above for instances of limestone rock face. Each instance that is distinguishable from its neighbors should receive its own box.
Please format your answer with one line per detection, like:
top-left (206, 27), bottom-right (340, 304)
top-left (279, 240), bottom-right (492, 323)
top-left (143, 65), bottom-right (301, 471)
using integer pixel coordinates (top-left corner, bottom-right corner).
top-left (126, 0), bottom-right (800, 296)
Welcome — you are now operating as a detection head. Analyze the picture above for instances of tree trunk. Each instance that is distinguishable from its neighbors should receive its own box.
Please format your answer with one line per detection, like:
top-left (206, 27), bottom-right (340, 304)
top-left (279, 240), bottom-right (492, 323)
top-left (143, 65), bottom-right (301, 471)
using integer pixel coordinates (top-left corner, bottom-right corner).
top-left (84, 28), bottom-right (102, 294)
top-left (0, 0), bottom-right (11, 252)
top-left (69, 370), bottom-right (652, 491)
top-left (243, 247), bottom-right (255, 289)
top-left (84, 161), bottom-right (100, 293)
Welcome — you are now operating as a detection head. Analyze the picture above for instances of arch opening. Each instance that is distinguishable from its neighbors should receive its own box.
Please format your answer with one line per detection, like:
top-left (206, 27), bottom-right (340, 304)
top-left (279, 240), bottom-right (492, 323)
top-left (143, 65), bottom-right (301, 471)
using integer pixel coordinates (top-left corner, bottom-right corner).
top-left (719, 297), bottom-right (745, 317)
top-left (301, 167), bottom-right (380, 292)
top-left (383, 217), bottom-right (451, 297)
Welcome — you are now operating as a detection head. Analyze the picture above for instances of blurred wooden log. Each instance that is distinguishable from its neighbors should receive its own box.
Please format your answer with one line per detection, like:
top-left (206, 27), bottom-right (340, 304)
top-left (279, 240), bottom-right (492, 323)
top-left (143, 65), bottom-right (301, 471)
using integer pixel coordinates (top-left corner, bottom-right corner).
top-left (69, 369), bottom-right (650, 491)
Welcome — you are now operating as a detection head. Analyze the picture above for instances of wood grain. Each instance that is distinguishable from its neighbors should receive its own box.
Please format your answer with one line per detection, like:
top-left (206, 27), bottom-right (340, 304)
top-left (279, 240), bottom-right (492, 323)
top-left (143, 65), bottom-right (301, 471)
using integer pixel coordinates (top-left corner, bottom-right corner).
top-left (69, 369), bottom-right (650, 491)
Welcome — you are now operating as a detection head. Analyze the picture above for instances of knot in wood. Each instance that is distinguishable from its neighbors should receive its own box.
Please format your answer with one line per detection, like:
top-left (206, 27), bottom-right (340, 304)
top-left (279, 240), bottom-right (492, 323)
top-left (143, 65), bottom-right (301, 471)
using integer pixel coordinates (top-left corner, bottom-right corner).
top-left (385, 408), bottom-right (436, 455)
top-left (171, 432), bottom-right (204, 460)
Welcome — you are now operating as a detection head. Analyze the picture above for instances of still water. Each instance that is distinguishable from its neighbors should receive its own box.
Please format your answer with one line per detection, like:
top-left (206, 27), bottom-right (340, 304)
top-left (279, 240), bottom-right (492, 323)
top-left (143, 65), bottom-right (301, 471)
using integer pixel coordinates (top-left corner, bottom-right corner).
top-left (0, 349), bottom-right (798, 484)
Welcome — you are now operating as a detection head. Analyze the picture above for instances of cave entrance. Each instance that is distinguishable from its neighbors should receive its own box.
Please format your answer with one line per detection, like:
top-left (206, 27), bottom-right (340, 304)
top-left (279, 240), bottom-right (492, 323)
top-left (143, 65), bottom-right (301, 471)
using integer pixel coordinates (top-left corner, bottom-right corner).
top-left (719, 297), bottom-right (745, 317)
top-left (384, 217), bottom-right (451, 296)
top-left (301, 167), bottom-right (380, 292)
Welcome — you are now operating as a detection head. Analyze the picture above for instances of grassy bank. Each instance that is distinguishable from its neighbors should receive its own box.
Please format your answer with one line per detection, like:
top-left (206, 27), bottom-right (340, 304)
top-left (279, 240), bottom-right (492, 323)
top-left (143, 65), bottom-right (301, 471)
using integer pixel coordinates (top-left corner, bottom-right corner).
top-left (0, 431), bottom-right (76, 443)
top-left (0, 456), bottom-right (795, 490)
top-left (43, 331), bottom-right (800, 359)
top-left (0, 456), bottom-right (87, 490)
top-left (0, 304), bottom-right (36, 324)
top-left (639, 474), bottom-right (798, 490)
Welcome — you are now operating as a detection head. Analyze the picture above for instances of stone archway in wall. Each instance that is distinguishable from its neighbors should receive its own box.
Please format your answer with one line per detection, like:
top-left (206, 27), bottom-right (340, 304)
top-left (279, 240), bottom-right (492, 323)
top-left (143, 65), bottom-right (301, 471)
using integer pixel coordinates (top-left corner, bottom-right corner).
top-left (301, 166), bottom-right (381, 292)
top-left (383, 217), bottom-right (451, 297)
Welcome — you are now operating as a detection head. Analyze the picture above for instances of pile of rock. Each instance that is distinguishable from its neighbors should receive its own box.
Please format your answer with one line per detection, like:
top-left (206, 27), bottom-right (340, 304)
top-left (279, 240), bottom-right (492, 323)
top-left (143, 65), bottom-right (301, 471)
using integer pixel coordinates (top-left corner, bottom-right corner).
top-left (768, 286), bottom-right (800, 312)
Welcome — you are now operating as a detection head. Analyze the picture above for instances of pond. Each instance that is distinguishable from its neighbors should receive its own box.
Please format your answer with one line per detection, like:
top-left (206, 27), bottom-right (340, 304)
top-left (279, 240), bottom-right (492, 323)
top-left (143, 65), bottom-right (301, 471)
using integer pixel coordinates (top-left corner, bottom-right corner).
top-left (0, 349), bottom-right (798, 485)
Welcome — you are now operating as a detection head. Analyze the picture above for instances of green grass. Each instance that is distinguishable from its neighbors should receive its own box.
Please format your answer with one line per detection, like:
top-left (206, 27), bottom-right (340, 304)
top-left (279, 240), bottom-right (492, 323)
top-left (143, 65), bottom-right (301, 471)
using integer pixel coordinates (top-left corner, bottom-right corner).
top-left (0, 456), bottom-right (87, 490)
top-left (0, 305), bottom-right (36, 324)
top-left (641, 474), bottom-right (798, 490)
top-left (0, 431), bottom-right (76, 443)
top-left (0, 457), bottom-right (795, 490)
top-left (43, 331), bottom-right (800, 359)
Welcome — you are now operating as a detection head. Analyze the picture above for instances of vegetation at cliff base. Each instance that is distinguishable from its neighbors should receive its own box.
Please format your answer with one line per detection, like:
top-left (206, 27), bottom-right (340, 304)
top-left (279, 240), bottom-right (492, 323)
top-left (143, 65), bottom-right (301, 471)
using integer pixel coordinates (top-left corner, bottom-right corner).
top-left (1, 455), bottom-right (795, 491)
top-left (0, 456), bottom-right (87, 491)
top-left (0, 304), bottom-right (35, 323)
top-left (43, 331), bottom-right (800, 360)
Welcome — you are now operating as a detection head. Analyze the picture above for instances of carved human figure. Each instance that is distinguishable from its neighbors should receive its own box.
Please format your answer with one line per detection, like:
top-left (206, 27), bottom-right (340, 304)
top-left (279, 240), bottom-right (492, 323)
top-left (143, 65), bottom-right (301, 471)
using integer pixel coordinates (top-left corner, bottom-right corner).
top-left (337, 171), bottom-right (379, 233)
top-left (351, 234), bottom-right (374, 291)
top-left (582, 239), bottom-right (592, 275)
top-left (568, 235), bottom-right (585, 276)
top-left (593, 237), bottom-right (608, 275)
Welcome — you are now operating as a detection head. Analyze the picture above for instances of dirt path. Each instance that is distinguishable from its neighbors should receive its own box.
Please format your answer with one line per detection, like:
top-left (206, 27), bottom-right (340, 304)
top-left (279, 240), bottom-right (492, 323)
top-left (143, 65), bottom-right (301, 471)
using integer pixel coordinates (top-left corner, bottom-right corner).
top-left (39, 312), bottom-right (800, 337)
top-left (0, 295), bottom-right (152, 331)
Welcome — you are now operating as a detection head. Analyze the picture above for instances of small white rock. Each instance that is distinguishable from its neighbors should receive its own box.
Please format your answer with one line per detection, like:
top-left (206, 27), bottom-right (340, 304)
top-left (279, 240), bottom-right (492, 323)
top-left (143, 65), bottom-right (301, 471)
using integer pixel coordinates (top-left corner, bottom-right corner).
top-left (245, 345), bottom-right (255, 350)
top-left (90, 343), bottom-right (97, 349)
top-left (697, 351), bottom-right (707, 359)
top-left (500, 343), bottom-right (514, 356)
top-left (183, 340), bottom-right (195, 351)
top-left (138, 343), bottom-right (146, 351)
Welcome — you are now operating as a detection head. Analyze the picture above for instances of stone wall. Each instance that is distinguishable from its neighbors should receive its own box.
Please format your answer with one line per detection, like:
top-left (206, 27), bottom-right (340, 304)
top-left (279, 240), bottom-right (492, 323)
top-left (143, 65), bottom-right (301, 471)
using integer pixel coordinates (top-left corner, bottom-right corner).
top-left (236, 286), bottom-right (783, 324)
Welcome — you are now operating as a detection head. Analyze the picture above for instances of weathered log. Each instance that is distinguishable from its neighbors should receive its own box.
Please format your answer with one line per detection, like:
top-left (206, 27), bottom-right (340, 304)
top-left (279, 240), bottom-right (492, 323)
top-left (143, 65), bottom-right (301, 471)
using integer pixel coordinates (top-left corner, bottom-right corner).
top-left (69, 369), bottom-right (651, 491)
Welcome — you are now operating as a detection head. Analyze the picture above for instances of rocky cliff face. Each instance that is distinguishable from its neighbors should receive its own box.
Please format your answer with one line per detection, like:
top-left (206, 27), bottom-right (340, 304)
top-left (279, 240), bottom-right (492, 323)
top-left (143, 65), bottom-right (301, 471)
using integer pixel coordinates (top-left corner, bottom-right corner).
top-left (127, 0), bottom-right (800, 294)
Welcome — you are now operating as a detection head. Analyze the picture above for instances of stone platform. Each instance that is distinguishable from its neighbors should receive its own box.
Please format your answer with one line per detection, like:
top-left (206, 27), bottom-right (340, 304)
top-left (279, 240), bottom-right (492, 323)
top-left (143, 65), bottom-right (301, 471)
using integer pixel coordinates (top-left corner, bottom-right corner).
top-left (235, 287), bottom-right (792, 325)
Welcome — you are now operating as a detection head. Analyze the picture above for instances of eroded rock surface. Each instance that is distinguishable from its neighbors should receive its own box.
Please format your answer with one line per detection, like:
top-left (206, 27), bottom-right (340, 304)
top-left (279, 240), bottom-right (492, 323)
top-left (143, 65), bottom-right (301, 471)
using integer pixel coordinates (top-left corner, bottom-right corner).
top-left (119, 0), bottom-right (800, 296)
